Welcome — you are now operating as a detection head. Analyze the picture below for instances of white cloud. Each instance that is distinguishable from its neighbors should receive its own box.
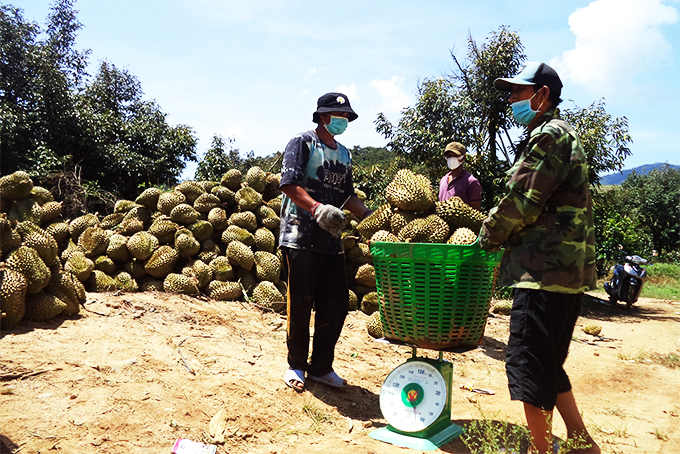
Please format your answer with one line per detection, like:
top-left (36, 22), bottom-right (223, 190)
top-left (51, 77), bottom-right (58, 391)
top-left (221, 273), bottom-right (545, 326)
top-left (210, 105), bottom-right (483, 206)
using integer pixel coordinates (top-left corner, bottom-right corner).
top-left (303, 67), bottom-right (324, 83)
top-left (552, 0), bottom-right (678, 92)
top-left (369, 76), bottom-right (411, 114)
top-left (335, 84), bottom-right (359, 103)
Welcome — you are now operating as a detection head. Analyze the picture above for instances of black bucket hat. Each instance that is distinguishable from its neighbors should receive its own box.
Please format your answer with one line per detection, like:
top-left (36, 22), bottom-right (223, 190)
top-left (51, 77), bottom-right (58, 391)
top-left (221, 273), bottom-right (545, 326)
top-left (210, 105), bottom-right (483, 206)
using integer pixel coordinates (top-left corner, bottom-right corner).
top-left (312, 92), bottom-right (358, 123)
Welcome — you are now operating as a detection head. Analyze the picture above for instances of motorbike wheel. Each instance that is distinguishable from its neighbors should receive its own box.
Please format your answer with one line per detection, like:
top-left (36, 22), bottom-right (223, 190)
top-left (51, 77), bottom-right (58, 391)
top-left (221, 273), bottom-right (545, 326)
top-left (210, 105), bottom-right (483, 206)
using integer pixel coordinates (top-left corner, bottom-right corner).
top-left (625, 282), bottom-right (640, 310)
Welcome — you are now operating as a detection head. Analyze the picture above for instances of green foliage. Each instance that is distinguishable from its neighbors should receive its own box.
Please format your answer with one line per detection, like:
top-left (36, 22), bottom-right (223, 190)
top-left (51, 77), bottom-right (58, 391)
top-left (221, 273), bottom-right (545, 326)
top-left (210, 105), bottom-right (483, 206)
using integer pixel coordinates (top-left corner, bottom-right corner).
top-left (1, 2), bottom-right (197, 211)
top-left (561, 99), bottom-right (632, 186)
top-left (349, 146), bottom-right (393, 168)
top-left (194, 135), bottom-right (282, 182)
top-left (620, 165), bottom-right (680, 254)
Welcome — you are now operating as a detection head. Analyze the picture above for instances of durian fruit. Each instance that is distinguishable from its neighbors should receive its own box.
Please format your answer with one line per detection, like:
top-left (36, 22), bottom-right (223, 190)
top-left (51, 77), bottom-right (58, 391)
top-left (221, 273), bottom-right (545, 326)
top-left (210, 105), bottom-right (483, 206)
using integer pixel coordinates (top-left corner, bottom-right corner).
top-left (107, 233), bottom-right (133, 263)
top-left (170, 203), bottom-right (199, 225)
top-left (64, 251), bottom-right (95, 282)
top-left (221, 169), bottom-right (243, 191)
top-left (69, 214), bottom-right (99, 242)
top-left (348, 289), bottom-right (358, 311)
top-left (60, 238), bottom-right (82, 263)
top-left (163, 273), bottom-right (199, 295)
top-left (251, 281), bottom-right (285, 312)
top-left (175, 229), bottom-right (200, 258)
top-left (207, 207), bottom-right (228, 231)
top-left (210, 256), bottom-right (235, 281)
top-left (235, 187), bottom-right (263, 211)
top-left (147, 218), bottom-right (178, 244)
top-left (253, 251), bottom-right (281, 284)
top-left (435, 196), bottom-right (486, 233)
top-left (78, 226), bottom-right (109, 258)
top-left (355, 264), bottom-right (376, 288)
top-left (369, 230), bottom-right (399, 243)
top-left (245, 166), bottom-right (267, 193)
top-left (385, 169), bottom-right (436, 212)
top-left (212, 186), bottom-right (236, 206)
top-left (8, 197), bottom-right (43, 224)
top-left (197, 180), bottom-right (218, 193)
top-left (0, 217), bottom-right (21, 256)
top-left (198, 239), bottom-right (221, 264)
top-left (267, 197), bottom-right (282, 216)
top-left (361, 292), bottom-right (380, 315)
top-left (117, 218), bottom-right (144, 236)
top-left (0, 170), bottom-right (33, 200)
top-left (366, 311), bottom-right (384, 338)
top-left (135, 187), bottom-right (162, 210)
top-left (229, 211), bottom-right (257, 232)
top-left (254, 205), bottom-right (280, 229)
top-left (127, 231), bottom-right (159, 261)
top-left (100, 212), bottom-right (125, 230)
top-left (7, 246), bottom-right (50, 294)
top-left (491, 300), bottom-right (512, 315)
top-left (185, 259), bottom-right (212, 289)
top-left (227, 240), bottom-right (254, 271)
top-left (390, 209), bottom-right (420, 236)
top-left (157, 190), bottom-right (187, 215)
top-left (85, 269), bottom-right (117, 292)
top-left (29, 185), bottom-right (53, 204)
top-left (175, 181), bottom-right (206, 205)
top-left (264, 172), bottom-right (281, 193)
top-left (93, 255), bottom-right (117, 275)
top-left (356, 204), bottom-right (392, 240)
top-left (207, 280), bottom-right (242, 301)
top-left (16, 221), bottom-right (59, 266)
top-left (193, 193), bottom-right (221, 213)
top-left (113, 199), bottom-right (140, 213)
top-left (0, 266), bottom-right (28, 330)
top-left (221, 225), bottom-right (255, 247)
top-left (40, 201), bottom-right (63, 225)
top-left (447, 227), bottom-right (478, 245)
top-left (46, 269), bottom-right (86, 315)
top-left (397, 215), bottom-right (449, 243)
top-left (123, 206), bottom-right (152, 227)
top-left (144, 245), bottom-right (179, 278)
top-left (113, 270), bottom-right (139, 292)
top-left (140, 279), bottom-right (164, 292)
top-left (346, 243), bottom-right (373, 266)
top-left (45, 221), bottom-right (70, 245)
top-left (23, 292), bottom-right (67, 321)
top-left (583, 324), bottom-right (602, 336)
top-left (253, 227), bottom-right (276, 253)
top-left (423, 214), bottom-right (449, 243)
top-left (122, 258), bottom-right (147, 280)
top-left (187, 220), bottom-right (213, 242)
top-left (237, 268), bottom-right (258, 296)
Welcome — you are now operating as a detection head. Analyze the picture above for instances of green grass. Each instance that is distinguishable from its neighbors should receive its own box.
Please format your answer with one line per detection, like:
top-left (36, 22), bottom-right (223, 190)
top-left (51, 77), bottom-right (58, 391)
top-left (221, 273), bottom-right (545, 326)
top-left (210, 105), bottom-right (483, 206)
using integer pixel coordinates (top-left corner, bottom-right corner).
top-left (641, 262), bottom-right (680, 300)
top-left (617, 345), bottom-right (680, 369)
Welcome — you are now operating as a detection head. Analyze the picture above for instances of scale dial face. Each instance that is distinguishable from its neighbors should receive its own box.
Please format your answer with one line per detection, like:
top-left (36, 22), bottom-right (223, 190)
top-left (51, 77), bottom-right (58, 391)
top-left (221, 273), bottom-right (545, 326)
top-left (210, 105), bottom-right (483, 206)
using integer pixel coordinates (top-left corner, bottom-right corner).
top-left (379, 360), bottom-right (448, 433)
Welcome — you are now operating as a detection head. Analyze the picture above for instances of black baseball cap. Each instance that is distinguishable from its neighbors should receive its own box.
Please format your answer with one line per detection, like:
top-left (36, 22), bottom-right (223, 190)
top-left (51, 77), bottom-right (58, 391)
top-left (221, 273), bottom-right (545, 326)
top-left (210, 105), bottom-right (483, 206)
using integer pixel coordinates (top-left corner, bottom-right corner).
top-left (494, 62), bottom-right (562, 98)
top-left (312, 92), bottom-right (358, 123)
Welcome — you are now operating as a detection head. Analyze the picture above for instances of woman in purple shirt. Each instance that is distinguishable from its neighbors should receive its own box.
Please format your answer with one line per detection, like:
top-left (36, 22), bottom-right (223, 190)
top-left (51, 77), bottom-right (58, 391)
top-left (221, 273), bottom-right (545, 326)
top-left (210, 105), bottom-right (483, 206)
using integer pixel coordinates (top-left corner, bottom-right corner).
top-left (437, 141), bottom-right (482, 210)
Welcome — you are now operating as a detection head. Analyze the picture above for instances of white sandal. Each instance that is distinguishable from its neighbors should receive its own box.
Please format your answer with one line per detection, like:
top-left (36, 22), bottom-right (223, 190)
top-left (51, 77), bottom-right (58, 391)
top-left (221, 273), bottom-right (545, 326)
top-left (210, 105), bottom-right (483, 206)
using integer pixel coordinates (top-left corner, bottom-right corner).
top-left (283, 369), bottom-right (305, 392)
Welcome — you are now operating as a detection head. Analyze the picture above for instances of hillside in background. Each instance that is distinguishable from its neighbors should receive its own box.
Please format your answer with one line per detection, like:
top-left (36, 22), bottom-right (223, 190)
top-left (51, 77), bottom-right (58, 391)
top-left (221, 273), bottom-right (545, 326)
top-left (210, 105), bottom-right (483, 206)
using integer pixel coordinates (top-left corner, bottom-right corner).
top-left (600, 163), bottom-right (680, 185)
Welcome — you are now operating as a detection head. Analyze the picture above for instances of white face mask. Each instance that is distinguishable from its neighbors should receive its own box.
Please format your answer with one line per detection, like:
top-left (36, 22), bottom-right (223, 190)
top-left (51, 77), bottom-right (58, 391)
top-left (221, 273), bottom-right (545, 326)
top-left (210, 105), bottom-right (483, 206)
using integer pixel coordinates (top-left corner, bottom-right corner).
top-left (447, 156), bottom-right (464, 170)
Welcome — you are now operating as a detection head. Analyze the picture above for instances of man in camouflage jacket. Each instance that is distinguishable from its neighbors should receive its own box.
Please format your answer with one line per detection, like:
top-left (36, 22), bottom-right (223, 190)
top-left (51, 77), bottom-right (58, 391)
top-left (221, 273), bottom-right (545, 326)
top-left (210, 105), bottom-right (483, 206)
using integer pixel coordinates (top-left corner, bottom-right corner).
top-left (479, 62), bottom-right (600, 454)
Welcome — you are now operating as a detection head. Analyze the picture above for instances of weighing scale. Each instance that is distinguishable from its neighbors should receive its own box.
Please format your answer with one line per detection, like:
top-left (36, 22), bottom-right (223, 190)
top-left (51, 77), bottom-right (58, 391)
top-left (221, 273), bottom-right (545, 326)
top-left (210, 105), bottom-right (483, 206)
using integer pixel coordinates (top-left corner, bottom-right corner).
top-left (369, 346), bottom-right (465, 451)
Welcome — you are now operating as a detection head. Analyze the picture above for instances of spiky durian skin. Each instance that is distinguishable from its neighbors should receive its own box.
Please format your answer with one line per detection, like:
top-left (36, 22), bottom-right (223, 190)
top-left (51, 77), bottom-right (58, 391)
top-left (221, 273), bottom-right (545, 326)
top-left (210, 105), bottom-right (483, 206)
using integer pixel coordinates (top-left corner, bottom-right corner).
top-left (0, 266), bottom-right (28, 330)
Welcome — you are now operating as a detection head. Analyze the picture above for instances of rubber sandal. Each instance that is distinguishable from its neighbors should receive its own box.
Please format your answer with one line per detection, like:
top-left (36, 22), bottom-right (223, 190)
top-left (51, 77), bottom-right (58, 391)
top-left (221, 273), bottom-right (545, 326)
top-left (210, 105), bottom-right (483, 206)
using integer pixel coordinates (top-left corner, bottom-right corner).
top-left (283, 369), bottom-right (305, 392)
top-left (307, 371), bottom-right (346, 388)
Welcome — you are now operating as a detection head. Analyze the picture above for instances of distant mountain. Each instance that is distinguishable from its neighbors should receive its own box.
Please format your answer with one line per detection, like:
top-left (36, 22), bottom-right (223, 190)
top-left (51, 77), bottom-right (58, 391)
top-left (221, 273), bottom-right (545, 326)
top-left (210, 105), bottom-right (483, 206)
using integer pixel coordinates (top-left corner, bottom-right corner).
top-left (600, 162), bottom-right (680, 185)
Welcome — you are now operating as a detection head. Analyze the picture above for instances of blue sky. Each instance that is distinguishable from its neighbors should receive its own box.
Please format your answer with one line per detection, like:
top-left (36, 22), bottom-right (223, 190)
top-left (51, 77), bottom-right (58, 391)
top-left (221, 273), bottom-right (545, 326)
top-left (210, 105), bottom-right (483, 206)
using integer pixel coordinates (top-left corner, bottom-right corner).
top-left (15, 0), bottom-right (680, 180)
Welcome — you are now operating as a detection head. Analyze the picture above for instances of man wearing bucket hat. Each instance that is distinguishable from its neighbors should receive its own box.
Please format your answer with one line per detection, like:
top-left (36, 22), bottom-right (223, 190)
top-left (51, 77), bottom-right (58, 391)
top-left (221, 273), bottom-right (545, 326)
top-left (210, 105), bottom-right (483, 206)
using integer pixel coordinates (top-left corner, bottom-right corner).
top-left (479, 63), bottom-right (600, 454)
top-left (279, 92), bottom-right (372, 392)
top-left (438, 141), bottom-right (482, 210)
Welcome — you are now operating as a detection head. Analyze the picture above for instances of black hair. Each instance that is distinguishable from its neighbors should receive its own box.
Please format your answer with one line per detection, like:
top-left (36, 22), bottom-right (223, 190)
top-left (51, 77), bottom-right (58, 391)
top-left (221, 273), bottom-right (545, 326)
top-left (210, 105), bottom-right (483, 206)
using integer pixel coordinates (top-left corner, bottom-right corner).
top-left (533, 85), bottom-right (562, 107)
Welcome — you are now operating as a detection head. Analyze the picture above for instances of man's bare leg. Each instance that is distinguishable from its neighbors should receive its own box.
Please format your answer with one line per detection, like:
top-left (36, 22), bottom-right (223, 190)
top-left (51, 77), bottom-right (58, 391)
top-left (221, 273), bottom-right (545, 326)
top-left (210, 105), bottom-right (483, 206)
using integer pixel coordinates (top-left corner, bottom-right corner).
top-left (555, 391), bottom-right (600, 453)
top-left (524, 402), bottom-right (553, 454)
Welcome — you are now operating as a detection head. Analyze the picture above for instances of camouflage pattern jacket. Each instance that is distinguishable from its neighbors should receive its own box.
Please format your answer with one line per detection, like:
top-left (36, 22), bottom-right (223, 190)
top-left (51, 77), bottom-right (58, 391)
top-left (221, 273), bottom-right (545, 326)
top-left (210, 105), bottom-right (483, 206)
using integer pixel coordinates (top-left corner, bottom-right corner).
top-left (479, 109), bottom-right (596, 294)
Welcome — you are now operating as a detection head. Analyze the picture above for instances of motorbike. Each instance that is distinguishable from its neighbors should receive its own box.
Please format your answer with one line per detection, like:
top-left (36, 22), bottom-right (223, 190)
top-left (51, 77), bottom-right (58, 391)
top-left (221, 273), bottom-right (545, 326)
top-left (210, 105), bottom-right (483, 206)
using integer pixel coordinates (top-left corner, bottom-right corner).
top-left (603, 247), bottom-right (653, 310)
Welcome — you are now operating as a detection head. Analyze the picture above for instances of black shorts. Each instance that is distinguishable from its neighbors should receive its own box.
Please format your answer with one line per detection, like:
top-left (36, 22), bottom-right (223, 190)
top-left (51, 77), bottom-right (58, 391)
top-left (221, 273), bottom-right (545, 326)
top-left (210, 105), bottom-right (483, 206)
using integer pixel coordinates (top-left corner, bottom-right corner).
top-left (506, 288), bottom-right (582, 411)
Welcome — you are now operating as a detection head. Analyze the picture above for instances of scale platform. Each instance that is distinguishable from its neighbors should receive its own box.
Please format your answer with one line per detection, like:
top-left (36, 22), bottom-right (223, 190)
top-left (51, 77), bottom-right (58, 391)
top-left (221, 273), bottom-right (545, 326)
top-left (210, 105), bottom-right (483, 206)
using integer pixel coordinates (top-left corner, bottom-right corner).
top-left (370, 341), bottom-right (477, 451)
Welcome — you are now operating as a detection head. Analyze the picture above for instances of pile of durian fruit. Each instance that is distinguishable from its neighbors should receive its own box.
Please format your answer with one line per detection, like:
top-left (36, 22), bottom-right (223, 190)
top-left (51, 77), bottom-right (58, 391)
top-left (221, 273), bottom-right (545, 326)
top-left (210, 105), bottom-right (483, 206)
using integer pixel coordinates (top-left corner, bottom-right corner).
top-left (0, 167), bottom-right (488, 332)
top-left (342, 168), bottom-right (488, 321)
top-left (0, 168), bottom-right (287, 330)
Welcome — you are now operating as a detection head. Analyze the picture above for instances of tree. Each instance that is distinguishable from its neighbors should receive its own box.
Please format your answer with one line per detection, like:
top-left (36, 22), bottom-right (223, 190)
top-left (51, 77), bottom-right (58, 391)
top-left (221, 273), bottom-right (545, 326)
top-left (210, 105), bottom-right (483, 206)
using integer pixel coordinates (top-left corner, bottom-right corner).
top-left (375, 26), bottom-right (632, 210)
top-left (620, 165), bottom-right (680, 254)
top-left (194, 135), bottom-right (281, 182)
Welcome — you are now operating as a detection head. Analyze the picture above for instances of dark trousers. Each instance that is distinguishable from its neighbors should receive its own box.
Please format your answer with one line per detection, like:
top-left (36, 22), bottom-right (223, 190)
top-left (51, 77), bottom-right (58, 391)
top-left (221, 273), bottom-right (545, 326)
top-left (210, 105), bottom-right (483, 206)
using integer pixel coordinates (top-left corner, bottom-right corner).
top-left (282, 247), bottom-right (349, 376)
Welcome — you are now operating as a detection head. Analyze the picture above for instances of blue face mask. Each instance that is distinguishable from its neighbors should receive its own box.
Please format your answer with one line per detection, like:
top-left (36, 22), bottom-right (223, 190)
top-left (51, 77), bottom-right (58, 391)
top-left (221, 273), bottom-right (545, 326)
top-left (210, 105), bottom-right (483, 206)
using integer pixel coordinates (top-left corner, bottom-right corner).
top-left (511, 91), bottom-right (543, 126)
top-left (324, 116), bottom-right (348, 135)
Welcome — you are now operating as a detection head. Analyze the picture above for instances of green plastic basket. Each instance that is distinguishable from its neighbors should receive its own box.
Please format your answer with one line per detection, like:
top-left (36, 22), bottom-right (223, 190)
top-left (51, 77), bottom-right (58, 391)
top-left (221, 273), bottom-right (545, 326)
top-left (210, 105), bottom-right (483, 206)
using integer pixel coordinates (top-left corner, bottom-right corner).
top-left (369, 241), bottom-right (503, 350)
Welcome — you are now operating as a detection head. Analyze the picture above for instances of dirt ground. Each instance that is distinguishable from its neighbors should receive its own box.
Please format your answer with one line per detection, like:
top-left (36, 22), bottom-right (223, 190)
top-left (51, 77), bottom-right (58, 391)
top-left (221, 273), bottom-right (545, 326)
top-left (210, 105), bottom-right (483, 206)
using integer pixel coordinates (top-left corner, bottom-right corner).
top-left (1, 291), bottom-right (679, 454)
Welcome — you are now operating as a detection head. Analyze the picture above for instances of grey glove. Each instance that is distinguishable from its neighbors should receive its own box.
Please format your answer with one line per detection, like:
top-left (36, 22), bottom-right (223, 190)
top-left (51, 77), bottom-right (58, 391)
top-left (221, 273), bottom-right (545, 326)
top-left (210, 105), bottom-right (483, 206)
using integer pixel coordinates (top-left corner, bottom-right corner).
top-left (312, 203), bottom-right (346, 237)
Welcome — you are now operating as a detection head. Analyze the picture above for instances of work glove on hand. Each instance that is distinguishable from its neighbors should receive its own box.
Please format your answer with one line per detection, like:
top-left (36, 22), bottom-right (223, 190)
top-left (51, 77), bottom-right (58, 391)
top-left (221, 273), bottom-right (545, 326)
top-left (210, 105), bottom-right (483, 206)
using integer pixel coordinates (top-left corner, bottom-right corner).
top-left (311, 203), bottom-right (346, 237)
